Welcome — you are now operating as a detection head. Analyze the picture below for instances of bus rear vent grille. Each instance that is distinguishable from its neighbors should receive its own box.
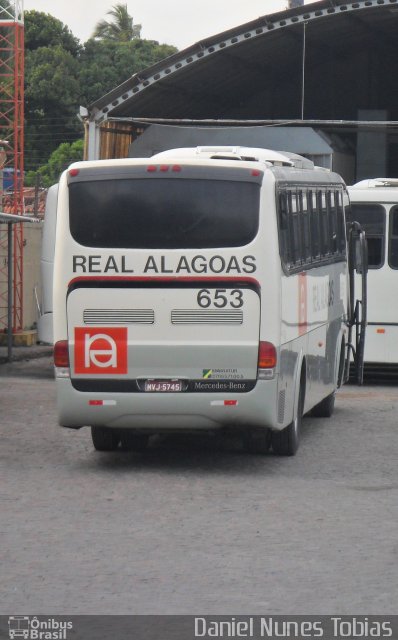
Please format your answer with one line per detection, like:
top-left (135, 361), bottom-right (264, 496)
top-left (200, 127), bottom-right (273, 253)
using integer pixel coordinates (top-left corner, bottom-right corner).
top-left (278, 390), bottom-right (286, 423)
top-left (83, 309), bottom-right (154, 324)
top-left (171, 309), bottom-right (243, 324)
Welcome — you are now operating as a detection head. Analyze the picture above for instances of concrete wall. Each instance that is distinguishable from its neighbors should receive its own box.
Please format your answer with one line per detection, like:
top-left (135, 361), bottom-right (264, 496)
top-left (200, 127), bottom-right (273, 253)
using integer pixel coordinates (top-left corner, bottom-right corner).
top-left (356, 110), bottom-right (388, 181)
top-left (333, 152), bottom-right (356, 186)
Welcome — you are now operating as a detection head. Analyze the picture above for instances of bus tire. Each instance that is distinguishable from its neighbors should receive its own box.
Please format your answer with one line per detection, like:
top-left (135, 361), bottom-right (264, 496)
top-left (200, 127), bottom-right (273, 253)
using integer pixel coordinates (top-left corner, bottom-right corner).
top-left (91, 426), bottom-right (120, 451)
top-left (120, 431), bottom-right (149, 452)
top-left (310, 392), bottom-right (335, 418)
top-left (272, 379), bottom-right (304, 456)
top-left (244, 428), bottom-right (271, 454)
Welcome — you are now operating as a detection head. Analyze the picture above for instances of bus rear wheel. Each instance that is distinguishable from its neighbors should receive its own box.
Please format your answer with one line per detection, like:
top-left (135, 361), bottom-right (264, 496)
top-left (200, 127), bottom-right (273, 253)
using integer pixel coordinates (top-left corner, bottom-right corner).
top-left (244, 428), bottom-right (271, 454)
top-left (310, 392), bottom-right (335, 418)
top-left (91, 426), bottom-right (120, 451)
top-left (120, 431), bottom-right (149, 452)
top-left (272, 381), bottom-right (304, 456)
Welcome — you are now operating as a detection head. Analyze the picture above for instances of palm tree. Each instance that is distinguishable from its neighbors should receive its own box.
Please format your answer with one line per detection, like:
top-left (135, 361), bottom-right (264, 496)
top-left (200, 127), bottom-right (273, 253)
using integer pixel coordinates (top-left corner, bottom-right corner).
top-left (92, 3), bottom-right (141, 42)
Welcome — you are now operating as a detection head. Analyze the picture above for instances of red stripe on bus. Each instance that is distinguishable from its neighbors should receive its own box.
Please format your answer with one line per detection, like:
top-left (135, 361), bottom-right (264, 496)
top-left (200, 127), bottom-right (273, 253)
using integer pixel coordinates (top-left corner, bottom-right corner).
top-left (68, 275), bottom-right (260, 287)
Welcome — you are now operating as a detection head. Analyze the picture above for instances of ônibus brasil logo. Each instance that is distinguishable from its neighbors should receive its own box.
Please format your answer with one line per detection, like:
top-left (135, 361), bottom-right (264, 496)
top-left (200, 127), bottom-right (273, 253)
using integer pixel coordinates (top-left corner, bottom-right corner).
top-left (8, 616), bottom-right (72, 640)
top-left (74, 327), bottom-right (128, 374)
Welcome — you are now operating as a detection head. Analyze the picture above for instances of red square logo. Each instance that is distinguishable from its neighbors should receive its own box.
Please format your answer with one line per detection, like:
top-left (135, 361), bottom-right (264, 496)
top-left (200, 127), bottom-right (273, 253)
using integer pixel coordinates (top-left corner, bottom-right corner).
top-left (74, 327), bottom-right (128, 374)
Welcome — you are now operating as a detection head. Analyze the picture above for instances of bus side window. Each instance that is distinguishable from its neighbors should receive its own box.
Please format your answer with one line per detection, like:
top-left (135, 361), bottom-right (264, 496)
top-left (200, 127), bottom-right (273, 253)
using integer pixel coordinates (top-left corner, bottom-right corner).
top-left (318, 190), bottom-right (330, 256)
top-left (337, 189), bottom-right (347, 255)
top-left (287, 190), bottom-right (297, 266)
top-left (309, 189), bottom-right (320, 260)
top-left (327, 190), bottom-right (338, 254)
top-left (300, 189), bottom-right (312, 263)
top-left (290, 190), bottom-right (301, 266)
top-left (278, 184), bottom-right (347, 272)
top-left (278, 190), bottom-right (290, 265)
top-left (350, 203), bottom-right (385, 269)
top-left (389, 206), bottom-right (398, 269)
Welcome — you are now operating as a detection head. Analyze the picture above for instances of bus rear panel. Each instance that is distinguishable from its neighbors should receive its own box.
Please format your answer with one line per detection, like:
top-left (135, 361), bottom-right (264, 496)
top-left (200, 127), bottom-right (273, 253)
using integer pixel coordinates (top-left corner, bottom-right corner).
top-left (53, 148), bottom-right (354, 454)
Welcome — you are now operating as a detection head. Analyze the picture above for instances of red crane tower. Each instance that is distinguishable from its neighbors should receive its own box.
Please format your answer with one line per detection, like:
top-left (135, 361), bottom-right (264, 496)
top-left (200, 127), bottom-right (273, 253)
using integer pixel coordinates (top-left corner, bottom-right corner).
top-left (0, 0), bottom-right (24, 333)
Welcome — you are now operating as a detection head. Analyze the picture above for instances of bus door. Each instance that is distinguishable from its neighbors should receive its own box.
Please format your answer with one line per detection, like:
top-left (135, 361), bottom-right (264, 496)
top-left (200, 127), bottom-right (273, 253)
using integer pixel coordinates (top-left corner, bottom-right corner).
top-left (347, 221), bottom-right (368, 384)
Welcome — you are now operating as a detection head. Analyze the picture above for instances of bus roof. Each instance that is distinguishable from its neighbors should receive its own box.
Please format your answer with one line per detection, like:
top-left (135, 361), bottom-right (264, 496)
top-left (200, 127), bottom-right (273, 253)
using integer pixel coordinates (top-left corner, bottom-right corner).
top-left (66, 147), bottom-right (343, 183)
top-left (349, 178), bottom-right (398, 203)
top-left (152, 146), bottom-right (319, 170)
top-left (350, 178), bottom-right (398, 189)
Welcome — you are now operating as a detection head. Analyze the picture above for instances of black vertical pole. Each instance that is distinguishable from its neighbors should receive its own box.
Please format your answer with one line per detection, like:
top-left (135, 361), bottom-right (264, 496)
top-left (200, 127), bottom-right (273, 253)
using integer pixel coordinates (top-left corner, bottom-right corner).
top-left (7, 222), bottom-right (13, 362)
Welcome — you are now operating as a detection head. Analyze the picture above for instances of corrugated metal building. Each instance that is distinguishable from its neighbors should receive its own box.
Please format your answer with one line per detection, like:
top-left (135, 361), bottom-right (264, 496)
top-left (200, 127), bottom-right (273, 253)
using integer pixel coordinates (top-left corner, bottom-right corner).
top-left (83, 0), bottom-right (398, 182)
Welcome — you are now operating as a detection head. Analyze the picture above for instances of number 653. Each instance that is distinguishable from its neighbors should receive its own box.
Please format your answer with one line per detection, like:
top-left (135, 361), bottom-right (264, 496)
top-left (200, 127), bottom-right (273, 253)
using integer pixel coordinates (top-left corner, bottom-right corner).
top-left (197, 288), bottom-right (244, 308)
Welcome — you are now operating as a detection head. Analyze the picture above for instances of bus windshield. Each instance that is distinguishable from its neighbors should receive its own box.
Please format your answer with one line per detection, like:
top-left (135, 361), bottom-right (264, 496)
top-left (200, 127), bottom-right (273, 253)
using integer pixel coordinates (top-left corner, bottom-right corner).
top-left (69, 177), bottom-right (260, 249)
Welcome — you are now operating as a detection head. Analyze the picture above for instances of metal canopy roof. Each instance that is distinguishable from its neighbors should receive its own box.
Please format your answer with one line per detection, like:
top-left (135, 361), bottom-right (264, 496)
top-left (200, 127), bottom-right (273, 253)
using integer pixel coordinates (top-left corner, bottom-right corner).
top-left (89, 0), bottom-right (398, 123)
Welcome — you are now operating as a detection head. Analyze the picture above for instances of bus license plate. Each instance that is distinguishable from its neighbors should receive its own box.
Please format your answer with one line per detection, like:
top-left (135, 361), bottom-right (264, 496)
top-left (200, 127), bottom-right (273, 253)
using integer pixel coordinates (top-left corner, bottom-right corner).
top-left (144, 380), bottom-right (183, 392)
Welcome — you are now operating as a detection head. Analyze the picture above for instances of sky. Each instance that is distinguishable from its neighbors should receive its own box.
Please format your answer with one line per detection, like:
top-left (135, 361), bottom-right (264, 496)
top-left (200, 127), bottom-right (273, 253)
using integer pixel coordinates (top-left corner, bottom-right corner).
top-left (23, 0), bottom-right (315, 51)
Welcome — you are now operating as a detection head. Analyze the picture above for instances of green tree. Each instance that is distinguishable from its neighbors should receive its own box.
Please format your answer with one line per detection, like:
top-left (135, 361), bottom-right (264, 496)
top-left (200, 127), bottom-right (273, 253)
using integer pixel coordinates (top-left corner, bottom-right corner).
top-left (79, 38), bottom-right (177, 104)
top-left (24, 44), bottom-right (82, 172)
top-left (26, 139), bottom-right (84, 188)
top-left (24, 10), bottom-right (80, 55)
top-left (23, 9), bottom-right (178, 173)
top-left (92, 3), bottom-right (141, 41)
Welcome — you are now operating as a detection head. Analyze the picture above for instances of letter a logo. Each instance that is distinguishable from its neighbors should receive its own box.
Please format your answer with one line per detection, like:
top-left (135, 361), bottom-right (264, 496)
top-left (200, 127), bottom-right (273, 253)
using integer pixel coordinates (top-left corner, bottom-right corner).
top-left (84, 333), bottom-right (117, 368)
top-left (74, 327), bottom-right (128, 374)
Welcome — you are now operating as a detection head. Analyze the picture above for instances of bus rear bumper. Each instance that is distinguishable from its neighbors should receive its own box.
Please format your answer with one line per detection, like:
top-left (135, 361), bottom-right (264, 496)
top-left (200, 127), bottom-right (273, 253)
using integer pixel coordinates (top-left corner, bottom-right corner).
top-left (56, 377), bottom-right (280, 432)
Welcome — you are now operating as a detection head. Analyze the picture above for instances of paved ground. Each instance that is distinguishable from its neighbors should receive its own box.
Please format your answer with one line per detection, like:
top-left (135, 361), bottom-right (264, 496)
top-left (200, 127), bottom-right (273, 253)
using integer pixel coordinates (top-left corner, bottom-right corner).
top-left (0, 356), bottom-right (397, 615)
top-left (0, 343), bottom-right (52, 365)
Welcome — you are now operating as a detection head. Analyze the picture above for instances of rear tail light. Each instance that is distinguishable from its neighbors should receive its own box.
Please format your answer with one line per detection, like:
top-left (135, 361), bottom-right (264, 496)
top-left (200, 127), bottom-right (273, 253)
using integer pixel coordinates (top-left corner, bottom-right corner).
top-left (258, 341), bottom-right (277, 369)
top-left (147, 164), bottom-right (182, 172)
top-left (54, 340), bottom-right (69, 367)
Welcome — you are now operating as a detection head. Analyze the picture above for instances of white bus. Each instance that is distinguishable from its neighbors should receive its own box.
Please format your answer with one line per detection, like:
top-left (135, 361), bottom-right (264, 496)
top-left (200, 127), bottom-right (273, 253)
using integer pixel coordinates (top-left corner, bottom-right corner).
top-left (348, 178), bottom-right (398, 375)
top-left (52, 147), bottom-right (367, 456)
top-left (37, 183), bottom-right (58, 345)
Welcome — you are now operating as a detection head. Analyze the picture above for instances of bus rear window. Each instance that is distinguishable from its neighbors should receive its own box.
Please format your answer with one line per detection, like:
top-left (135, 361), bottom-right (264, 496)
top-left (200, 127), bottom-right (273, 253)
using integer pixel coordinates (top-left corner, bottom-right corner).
top-left (68, 178), bottom-right (260, 249)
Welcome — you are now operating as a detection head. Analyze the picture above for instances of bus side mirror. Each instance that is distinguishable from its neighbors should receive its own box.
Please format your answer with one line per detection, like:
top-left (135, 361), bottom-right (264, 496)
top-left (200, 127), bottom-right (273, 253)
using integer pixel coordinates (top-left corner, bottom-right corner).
top-left (355, 237), bottom-right (367, 274)
top-left (349, 223), bottom-right (368, 276)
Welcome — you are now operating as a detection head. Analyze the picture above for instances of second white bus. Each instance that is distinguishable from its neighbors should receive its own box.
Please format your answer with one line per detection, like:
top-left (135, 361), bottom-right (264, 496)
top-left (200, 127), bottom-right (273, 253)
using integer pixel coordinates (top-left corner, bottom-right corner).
top-left (348, 178), bottom-right (398, 375)
top-left (52, 146), bottom-right (366, 456)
